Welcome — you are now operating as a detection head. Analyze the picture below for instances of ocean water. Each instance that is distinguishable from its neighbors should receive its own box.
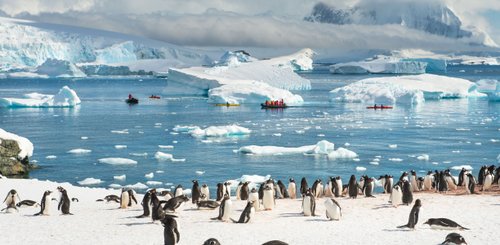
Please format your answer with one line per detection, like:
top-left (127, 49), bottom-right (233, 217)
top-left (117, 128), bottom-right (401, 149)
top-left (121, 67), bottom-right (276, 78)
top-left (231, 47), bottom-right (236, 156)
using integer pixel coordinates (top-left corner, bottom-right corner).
top-left (0, 66), bottom-right (499, 194)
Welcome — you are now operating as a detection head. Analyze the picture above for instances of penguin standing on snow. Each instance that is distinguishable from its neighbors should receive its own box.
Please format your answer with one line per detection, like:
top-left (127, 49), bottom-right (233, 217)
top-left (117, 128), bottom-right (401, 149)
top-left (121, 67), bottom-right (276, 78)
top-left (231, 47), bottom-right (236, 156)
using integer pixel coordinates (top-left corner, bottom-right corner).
top-left (34, 190), bottom-right (52, 216)
top-left (240, 182), bottom-right (250, 201)
top-left (120, 189), bottom-right (130, 209)
top-left (465, 173), bottom-right (476, 194)
top-left (458, 168), bottom-right (467, 186)
top-left (2, 189), bottom-right (21, 213)
top-left (482, 171), bottom-right (494, 191)
top-left (478, 165), bottom-right (487, 185)
top-left (127, 189), bottom-right (138, 207)
top-left (363, 176), bottom-right (375, 197)
top-left (262, 185), bottom-right (275, 211)
top-left (137, 188), bottom-right (155, 218)
top-left (445, 170), bottom-right (458, 191)
top-left (438, 171), bottom-right (449, 193)
top-left (324, 198), bottom-right (342, 221)
top-left (300, 177), bottom-right (308, 197)
top-left (191, 180), bottom-right (201, 204)
top-left (332, 176), bottom-right (343, 197)
top-left (311, 179), bottom-right (322, 199)
top-left (161, 214), bottom-right (180, 245)
top-left (232, 201), bottom-right (255, 223)
top-left (423, 171), bottom-right (434, 191)
top-left (200, 184), bottom-right (210, 201)
top-left (397, 199), bottom-right (422, 229)
top-left (216, 183), bottom-right (224, 201)
top-left (287, 178), bottom-right (296, 199)
top-left (302, 189), bottom-right (315, 216)
top-left (248, 188), bottom-right (260, 211)
top-left (236, 182), bottom-right (243, 200)
top-left (402, 180), bottom-right (413, 205)
top-left (212, 195), bottom-right (232, 222)
top-left (57, 186), bottom-right (72, 215)
top-left (277, 180), bottom-right (289, 198)
top-left (347, 175), bottom-right (358, 199)
top-left (390, 185), bottom-right (403, 207)
top-left (410, 170), bottom-right (419, 192)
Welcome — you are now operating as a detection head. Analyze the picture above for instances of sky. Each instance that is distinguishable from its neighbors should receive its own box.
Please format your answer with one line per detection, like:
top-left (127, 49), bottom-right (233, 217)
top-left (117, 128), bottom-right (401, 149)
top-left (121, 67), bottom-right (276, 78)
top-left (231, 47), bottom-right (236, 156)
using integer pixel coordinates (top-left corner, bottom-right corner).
top-left (0, 0), bottom-right (499, 50)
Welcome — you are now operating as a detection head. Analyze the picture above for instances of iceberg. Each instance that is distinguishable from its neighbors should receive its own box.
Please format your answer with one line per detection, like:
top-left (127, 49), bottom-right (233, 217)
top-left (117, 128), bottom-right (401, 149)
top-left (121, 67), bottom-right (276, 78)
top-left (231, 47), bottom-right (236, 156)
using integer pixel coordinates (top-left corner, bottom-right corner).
top-left (238, 140), bottom-right (356, 158)
top-left (0, 128), bottom-right (34, 159)
top-left (476, 79), bottom-right (500, 101)
top-left (328, 147), bottom-right (358, 159)
top-left (215, 50), bottom-right (257, 67)
top-left (190, 125), bottom-right (251, 138)
top-left (330, 74), bottom-right (480, 105)
top-left (36, 59), bottom-right (86, 77)
top-left (330, 56), bottom-right (427, 74)
top-left (0, 86), bottom-right (81, 108)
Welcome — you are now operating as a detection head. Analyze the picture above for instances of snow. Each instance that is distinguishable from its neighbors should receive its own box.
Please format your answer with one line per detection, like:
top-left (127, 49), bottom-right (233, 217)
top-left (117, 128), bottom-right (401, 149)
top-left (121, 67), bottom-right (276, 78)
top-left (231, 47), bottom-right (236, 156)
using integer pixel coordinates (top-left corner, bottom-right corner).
top-left (77, 177), bottom-right (103, 186)
top-left (98, 158), bottom-right (137, 165)
top-left (330, 56), bottom-right (427, 74)
top-left (0, 86), bottom-right (81, 108)
top-left (451, 165), bottom-right (473, 171)
top-left (190, 125), bottom-right (251, 138)
top-left (67, 149), bottom-right (92, 154)
top-left (330, 74), bottom-right (480, 105)
top-left (0, 128), bottom-right (34, 159)
top-left (154, 151), bottom-right (185, 162)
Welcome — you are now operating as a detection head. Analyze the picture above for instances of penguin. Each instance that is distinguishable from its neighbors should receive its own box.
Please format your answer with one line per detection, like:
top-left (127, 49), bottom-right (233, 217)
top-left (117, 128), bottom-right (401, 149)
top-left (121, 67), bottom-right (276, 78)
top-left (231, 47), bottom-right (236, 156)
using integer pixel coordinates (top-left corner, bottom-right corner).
top-left (71, 198), bottom-right (79, 202)
top-left (137, 188), bottom-right (155, 218)
top-left (191, 180), bottom-right (201, 204)
top-left (34, 190), bottom-right (52, 216)
top-left (104, 194), bottom-right (120, 203)
top-left (200, 184), bottom-right (210, 201)
top-left (358, 176), bottom-right (365, 195)
top-left (423, 171), bottom-right (434, 191)
top-left (2, 189), bottom-right (20, 213)
top-left (311, 179), bottom-right (323, 198)
top-left (363, 176), bottom-right (375, 197)
top-left (232, 201), bottom-right (255, 223)
top-left (324, 198), bottom-right (342, 221)
top-left (240, 182), bottom-right (250, 201)
top-left (302, 189), bottom-right (315, 216)
top-left (441, 233), bottom-right (467, 245)
top-left (384, 175), bottom-right (393, 194)
top-left (324, 180), bottom-right (333, 197)
top-left (174, 185), bottom-right (183, 197)
top-left (258, 183), bottom-right (265, 200)
top-left (482, 171), bottom-right (494, 191)
top-left (212, 195), bottom-right (232, 222)
top-left (397, 199), bottom-right (422, 229)
top-left (262, 185), bottom-right (275, 211)
top-left (390, 185), bottom-right (402, 207)
top-left (16, 200), bottom-right (40, 208)
top-left (378, 176), bottom-right (386, 193)
top-left (402, 180), bottom-right (413, 205)
top-left (262, 241), bottom-right (288, 245)
top-left (478, 165), bottom-right (487, 185)
top-left (300, 177), bottom-right (308, 197)
top-left (458, 168), bottom-right (467, 186)
top-left (417, 177), bottom-right (425, 191)
top-left (273, 180), bottom-right (282, 199)
top-left (236, 182), bottom-right (243, 200)
top-left (399, 171), bottom-right (409, 183)
top-left (423, 218), bottom-right (469, 230)
top-left (248, 188), bottom-right (260, 211)
top-left (332, 176), bottom-right (343, 197)
top-left (224, 182), bottom-right (231, 198)
top-left (433, 170), bottom-right (440, 191)
top-left (57, 186), bottom-right (72, 215)
top-left (127, 189), bottom-right (138, 206)
top-left (277, 180), bottom-right (289, 198)
top-left (347, 175), bottom-right (358, 199)
top-left (203, 238), bottom-right (221, 245)
top-left (410, 170), bottom-right (419, 192)
top-left (445, 170), bottom-right (458, 191)
top-left (120, 189), bottom-right (129, 209)
top-left (150, 191), bottom-right (165, 221)
top-left (494, 166), bottom-right (500, 185)
top-left (196, 198), bottom-right (220, 209)
top-left (216, 183), bottom-right (224, 201)
top-left (465, 173), bottom-right (476, 194)
top-left (163, 195), bottom-right (190, 213)
top-left (287, 178), bottom-right (296, 199)
top-left (438, 171), bottom-right (449, 193)
top-left (161, 214), bottom-right (180, 245)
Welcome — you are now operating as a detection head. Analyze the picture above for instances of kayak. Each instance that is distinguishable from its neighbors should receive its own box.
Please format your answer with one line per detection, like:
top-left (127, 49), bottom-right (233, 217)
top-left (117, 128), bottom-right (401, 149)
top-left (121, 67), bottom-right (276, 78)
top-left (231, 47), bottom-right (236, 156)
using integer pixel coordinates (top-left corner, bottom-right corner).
top-left (149, 95), bottom-right (161, 99)
top-left (261, 103), bottom-right (287, 109)
top-left (126, 98), bottom-right (139, 104)
top-left (215, 103), bottom-right (240, 107)
top-left (366, 106), bottom-right (393, 109)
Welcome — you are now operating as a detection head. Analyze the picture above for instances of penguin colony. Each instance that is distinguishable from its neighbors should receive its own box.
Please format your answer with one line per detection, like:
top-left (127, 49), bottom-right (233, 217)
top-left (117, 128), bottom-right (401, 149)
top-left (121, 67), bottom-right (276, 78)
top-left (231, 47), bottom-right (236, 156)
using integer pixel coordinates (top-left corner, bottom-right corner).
top-left (3, 165), bottom-right (498, 244)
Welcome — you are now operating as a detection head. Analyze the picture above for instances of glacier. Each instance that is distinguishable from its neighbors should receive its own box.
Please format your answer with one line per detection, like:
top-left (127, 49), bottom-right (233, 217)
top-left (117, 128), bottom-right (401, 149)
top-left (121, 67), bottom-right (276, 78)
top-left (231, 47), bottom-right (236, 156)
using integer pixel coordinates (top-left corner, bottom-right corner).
top-left (330, 74), bottom-right (482, 105)
top-left (0, 86), bottom-right (81, 108)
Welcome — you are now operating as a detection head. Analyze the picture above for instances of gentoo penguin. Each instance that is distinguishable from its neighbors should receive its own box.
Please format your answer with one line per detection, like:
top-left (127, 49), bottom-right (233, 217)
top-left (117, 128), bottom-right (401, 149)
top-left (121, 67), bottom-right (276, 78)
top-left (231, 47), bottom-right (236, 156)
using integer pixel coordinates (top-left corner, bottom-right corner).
top-left (262, 185), bottom-right (275, 211)
top-left (2, 189), bottom-right (20, 213)
top-left (273, 180), bottom-right (282, 199)
top-left (163, 195), bottom-right (190, 213)
top-left (224, 182), bottom-right (231, 198)
top-left (262, 240), bottom-right (289, 245)
top-left (441, 233), bottom-right (467, 245)
top-left (423, 171), bottom-right (434, 191)
top-left (358, 176), bottom-right (365, 195)
top-left (200, 184), bottom-right (210, 201)
top-left (277, 180), bottom-right (289, 198)
top-left (159, 190), bottom-right (173, 201)
top-left (258, 183), bottom-right (265, 200)
top-left (494, 166), bottom-right (500, 185)
top-left (363, 176), bottom-right (375, 197)
top-left (397, 199), bottom-right (422, 229)
top-left (410, 170), bottom-right (419, 192)
top-left (248, 188), bottom-right (260, 211)
top-left (216, 183), bottom-right (224, 201)
top-left (482, 171), bottom-right (494, 191)
top-left (302, 189), bottom-right (315, 216)
top-left (445, 170), bottom-right (458, 191)
top-left (465, 173), bottom-right (476, 194)
top-left (203, 238), bottom-right (221, 245)
top-left (212, 195), bottom-right (232, 222)
top-left (478, 165), bottom-right (487, 185)
top-left (384, 175), bottom-right (393, 194)
top-left (57, 186), bottom-right (72, 215)
top-left (417, 177), bottom-right (425, 191)
top-left (192, 180), bottom-right (201, 204)
top-left (196, 198), bottom-right (220, 209)
top-left (34, 190), bottom-right (52, 216)
top-left (174, 185), bottom-right (183, 197)
top-left (236, 182), bottom-right (243, 200)
top-left (232, 201), bottom-right (255, 223)
top-left (390, 185), bottom-right (403, 207)
top-left (300, 177), bottom-right (308, 197)
top-left (120, 189), bottom-right (129, 209)
top-left (399, 171), bottom-right (409, 184)
top-left (240, 182), bottom-right (250, 201)
top-left (324, 180), bottom-right (333, 197)
top-left (104, 194), bottom-right (120, 203)
top-left (151, 191), bottom-right (164, 221)
top-left (287, 178), bottom-right (297, 199)
top-left (347, 175), bottom-right (358, 199)
top-left (161, 214), bottom-right (180, 245)
top-left (137, 188), bottom-right (155, 218)
top-left (423, 218), bottom-right (469, 230)
top-left (433, 170), bottom-right (440, 191)
top-left (458, 168), bottom-right (467, 186)
top-left (402, 180), bottom-right (413, 205)
top-left (324, 198), bottom-right (342, 221)
top-left (16, 200), bottom-right (40, 208)
top-left (127, 189), bottom-right (138, 206)
top-left (311, 179), bottom-right (323, 199)
top-left (332, 176), bottom-right (343, 197)
top-left (438, 171), bottom-right (449, 193)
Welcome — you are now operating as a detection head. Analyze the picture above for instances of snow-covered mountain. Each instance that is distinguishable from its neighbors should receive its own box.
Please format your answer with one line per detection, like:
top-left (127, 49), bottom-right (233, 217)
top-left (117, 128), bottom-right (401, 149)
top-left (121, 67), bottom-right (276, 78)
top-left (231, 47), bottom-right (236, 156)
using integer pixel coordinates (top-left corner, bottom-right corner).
top-left (304, 1), bottom-right (497, 47)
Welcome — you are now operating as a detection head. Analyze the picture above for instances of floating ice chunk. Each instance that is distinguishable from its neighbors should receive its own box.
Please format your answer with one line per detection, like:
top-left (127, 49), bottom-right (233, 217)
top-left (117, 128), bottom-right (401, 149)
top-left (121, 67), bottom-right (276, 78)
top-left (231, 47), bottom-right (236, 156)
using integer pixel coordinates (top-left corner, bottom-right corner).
top-left (451, 165), bottom-right (473, 171)
top-left (389, 158), bottom-right (403, 162)
top-left (108, 184), bottom-right (122, 189)
top-left (145, 172), bottom-right (154, 179)
top-left (356, 166), bottom-right (367, 171)
top-left (330, 56), bottom-right (427, 74)
top-left (239, 140), bottom-right (334, 155)
top-left (327, 147), bottom-right (358, 159)
top-left (195, 171), bottom-right (205, 175)
top-left (273, 133), bottom-right (282, 137)
top-left (111, 129), bottom-right (129, 134)
top-left (156, 170), bottom-right (164, 173)
top-left (452, 150), bottom-right (461, 153)
top-left (456, 128), bottom-right (471, 131)
top-left (154, 151), bottom-right (185, 162)
top-left (417, 154), bottom-right (429, 161)
top-left (67, 148), bottom-right (92, 154)
top-left (114, 145), bottom-right (127, 149)
top-left (173, 125), bottom-right (199, 132)
top-left (0, 128), bottom-right (34, 159)
top-left (369, 162), bottom-right (379, 165)
top-left (129, 152), bottom-right (148, 157)
top-left (190, 125), bottom-right (251, 138)
top-left (46, 155), bottom-right (57, 159)
top-left (78, 177), bottom-right (103, 185)
top-left (0, 86), bottom-right (81, 108)
top-left (113, 175), bottom-right (126, 181)
top-left (81, 136), bottom-right (88, 140)
top-left (159, 145), bottom-right (174, 149)
top-left (98, 158), bottom-right (137, 165)
top-left (474, 142), bottom-right (482, 145)
top-left (125, 182), bottom-right (149, 189)
top-left (226, 174), bottom-right (271, 191)
top-left (388, 144), bottom-right (398, 148)
top-left (147, 181), bottom-right (163, 186)
top-left (490, 139), bottom-right (499, 143)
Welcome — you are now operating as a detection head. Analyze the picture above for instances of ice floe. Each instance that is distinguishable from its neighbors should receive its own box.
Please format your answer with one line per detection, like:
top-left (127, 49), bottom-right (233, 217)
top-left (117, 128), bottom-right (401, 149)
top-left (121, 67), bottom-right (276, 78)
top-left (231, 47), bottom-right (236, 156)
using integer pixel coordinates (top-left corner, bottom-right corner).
top-left (77, 177), bottom-right (103, 186)
top-left (114, 145), bottom-right (127, 149)
top-left (190, 125), bottom-right (251, 138)
top-left (67, 148), bottom-right (92, 154)
top-left (113, 175), bottom-right (126, 181)
top-left (0, 86), bottom-right (81, 108)
top-left (451, 165), bottom-right (473, 171)
top-left (330, 56), bottom-right (427, 74)
top-left (98, 158), bottom-right (137, 165)
top-left (154, 151), bottom-right (185, 162)
top-left (356, 166), bottom-right (367, 171)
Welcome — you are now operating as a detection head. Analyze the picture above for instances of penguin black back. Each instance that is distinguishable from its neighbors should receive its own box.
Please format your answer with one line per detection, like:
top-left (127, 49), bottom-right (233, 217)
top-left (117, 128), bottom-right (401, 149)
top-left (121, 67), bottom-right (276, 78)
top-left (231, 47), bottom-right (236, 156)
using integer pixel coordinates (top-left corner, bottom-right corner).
top-left (137, 189), bottom-right (155, 218)
top-left (402, 180), bottom-right (413, 205)
top-left (127, 189), bottom-right (137, 206)
top-left (191, 180), bottom-right (201, 204)
top-left (57, 187), bottom-right (72, 215)
top-left (300, 177), bottom-right (308, 197)
top-left (398, 199), bottom-right (422, 229)
top-left (161, 214), bottom-right (180, 245)
top-left (203, 238), bottom-right (221, 245)
top-left (348, 175), bottom-right (357, 199)
top-left (216, 183), bottom-right (224, 201)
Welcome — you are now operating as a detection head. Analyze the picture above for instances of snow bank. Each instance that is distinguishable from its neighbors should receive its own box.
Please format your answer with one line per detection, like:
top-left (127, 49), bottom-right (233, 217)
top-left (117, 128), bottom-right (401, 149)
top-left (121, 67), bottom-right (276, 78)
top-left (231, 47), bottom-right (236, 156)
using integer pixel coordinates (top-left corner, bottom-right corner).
top-left (330, 56), bottom-right (427, 74)
top-left (330, 74), bottom-right (479, 105)
top-left (77, 177), bottom-right (103, 186)
top-left (0, 128), bottom-right (34, 159)
top-left (476, 79), bottom-right (500, 101)
top-left (239, 140), bottom-right (357, 159)
top-left (67, 148), bottom-right (92, 154)
top-left (98, 158), bottom-right (137, 165)
top-left (0, 86), bottom-right (81, 108)
top-left (190, 125), bottom-right (251, 138)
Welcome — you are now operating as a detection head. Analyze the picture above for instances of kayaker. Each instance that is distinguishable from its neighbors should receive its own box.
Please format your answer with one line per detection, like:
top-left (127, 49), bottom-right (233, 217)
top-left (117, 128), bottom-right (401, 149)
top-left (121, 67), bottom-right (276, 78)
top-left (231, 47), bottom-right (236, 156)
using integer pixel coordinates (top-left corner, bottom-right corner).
top-left (129, 94), bottom-right (133, 99)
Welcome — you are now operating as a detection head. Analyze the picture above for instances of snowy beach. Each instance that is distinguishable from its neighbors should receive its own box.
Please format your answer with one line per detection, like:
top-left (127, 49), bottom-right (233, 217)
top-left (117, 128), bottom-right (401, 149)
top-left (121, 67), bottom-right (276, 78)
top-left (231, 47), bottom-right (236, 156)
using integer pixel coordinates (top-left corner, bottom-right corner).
top-left (1, 176), bottom-right (498, 245)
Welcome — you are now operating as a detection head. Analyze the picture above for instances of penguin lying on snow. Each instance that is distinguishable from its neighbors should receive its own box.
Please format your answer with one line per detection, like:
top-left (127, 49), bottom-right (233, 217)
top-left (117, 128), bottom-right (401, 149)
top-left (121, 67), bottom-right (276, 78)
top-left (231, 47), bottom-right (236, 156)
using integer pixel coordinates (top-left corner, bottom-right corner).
top-left (16, 200), bottom-right (40, 208)
top-left (441, 232), bottom-right (467, 245)
top-left (397, 199), bottom-right (422, 229)
top-left (196, 195), bottom-right (220, 210)
top-left (2, 189), bottom-right (21, 213)
top-left (424, 218), bottom-right (469, 230)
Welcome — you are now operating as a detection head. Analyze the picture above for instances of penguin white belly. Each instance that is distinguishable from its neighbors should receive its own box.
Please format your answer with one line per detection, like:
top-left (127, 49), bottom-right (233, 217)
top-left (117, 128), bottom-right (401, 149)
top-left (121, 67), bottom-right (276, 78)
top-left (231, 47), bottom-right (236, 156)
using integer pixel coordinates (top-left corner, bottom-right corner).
top-left (302, 196), bottom-right (312, 216)
top-left (120, 192), bottom-right (129, 209)
top-left (483, 175), bottom-right (493, 190)
top-left (390, 188), bottom-right (402, 207)
top-left (248, 207), bottom-right (255, 222)
top-left (5, 207), bottom-right (18, 213)
top-left (464, 177), bottom-right (471, 194)
top-left (275, 185), bottom-right (282, 199)
top-left (249, 193), bottom-right (260, 211)
top-left (429, 224), bottom-right (459, 230)
top-left (423, 176), bottom-right (432, 191)
top-left (200, 187), bottom-right (209, 201)
top-left (236, 186), bottom-right (242, 200)
top-left (175, 189), bottom-right (183, 197)
top-left (446, 177), bottom-right (458, 190)
top-left (411, 177), bottom-right (419, 192)
top-left (262, 190), bottom-right (274, 210)
top-left (379, 179), bottom-right (386, 192)
top-left (164, 193), bottom-right (173, 201)
top-left (42, 196), bottom-right (51, 215)
top-left (288, 183), bottom-right (296, 199)
top-left (221, 200), bottom-right (232, 221)
top-left (324, 199), bottom-right (341, 220)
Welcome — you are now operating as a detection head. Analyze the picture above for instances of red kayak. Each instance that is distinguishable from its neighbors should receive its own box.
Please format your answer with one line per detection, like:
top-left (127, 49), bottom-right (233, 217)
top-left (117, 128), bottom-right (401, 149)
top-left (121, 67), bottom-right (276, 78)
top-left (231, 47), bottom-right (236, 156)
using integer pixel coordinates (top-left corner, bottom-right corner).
top-left (366, 105), bottom-right (393, 109)
top-left (149, 95), bottom-right (161, 99)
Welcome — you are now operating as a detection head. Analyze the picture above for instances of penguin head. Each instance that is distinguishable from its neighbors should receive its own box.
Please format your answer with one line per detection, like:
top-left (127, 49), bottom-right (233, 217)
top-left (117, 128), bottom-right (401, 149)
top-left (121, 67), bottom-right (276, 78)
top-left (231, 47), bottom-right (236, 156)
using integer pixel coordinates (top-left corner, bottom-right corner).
top-left (414, 199), bottom-right (422, 207)
top-left (202, 184), bottom-right (207, 187)
top-left (9, 189), bottom-right (17, 195)
top-left (192, 180), bottom-right (198, 184)
top-left (289, 178), bottom-right (295, 182)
